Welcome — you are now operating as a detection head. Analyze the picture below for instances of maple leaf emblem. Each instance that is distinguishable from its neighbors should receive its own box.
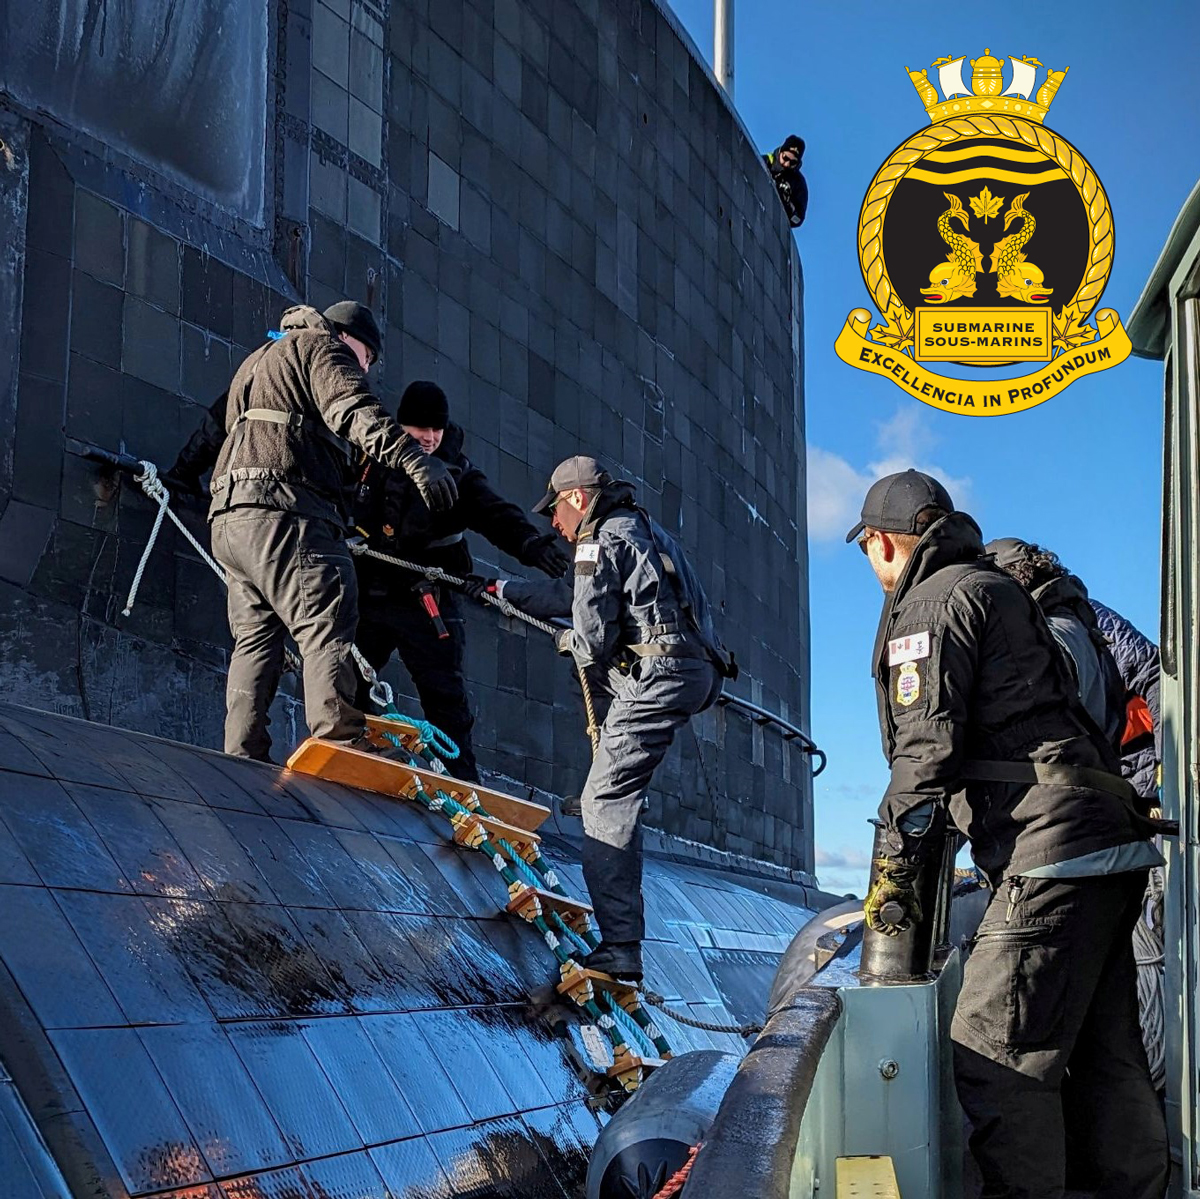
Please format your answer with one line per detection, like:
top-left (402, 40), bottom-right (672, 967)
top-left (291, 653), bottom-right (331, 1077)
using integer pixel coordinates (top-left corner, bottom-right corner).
top-left (968, 186), bottom-right (1004, 223)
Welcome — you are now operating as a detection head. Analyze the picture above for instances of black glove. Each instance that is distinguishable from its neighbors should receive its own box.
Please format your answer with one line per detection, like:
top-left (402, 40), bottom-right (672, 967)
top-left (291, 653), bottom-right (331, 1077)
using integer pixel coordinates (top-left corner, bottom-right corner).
top-left (460, 575), bottom-right (497, 602)
top-left (521, 532), bottom-right (571, 578)
top-left (398, 442), bottom-right (457, 512)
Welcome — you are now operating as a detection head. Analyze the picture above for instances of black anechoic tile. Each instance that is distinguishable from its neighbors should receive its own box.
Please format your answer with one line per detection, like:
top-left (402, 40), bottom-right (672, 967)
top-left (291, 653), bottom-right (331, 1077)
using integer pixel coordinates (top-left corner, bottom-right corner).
top-left (155, 1186), bottom-right (222, 1199)
top-left (69, 270), bottom-right (123, 369)
top-left (300, 1151), bottom-right (392, 1199)
top-left (410, 1008), bottom-right (516, 1122)
top-left (377, 839), bottom-right (469, 917)
top-left (0, 812), bottom-right (38, 885)
top-left (448, 919), bottom-right (525, 1007)
top-left (522, 1102), bottom-right (603, 1194)
top-left (0, 710), bottom-right (128, 792)
top-left (218, 1166), bottom-right (309, 1199)
top-left (146, 899), bottom-right (291, 1021)
top-left (206, 756), bottom-right (303, 820)
top-left (49, 1027), bottom-right (211, 1193)
top-left (359, 1013), bottom-right (472, 1134)
top-left (392, 913), bottom-right (489, 1009)
top-left (499, 1012), bottom-right (591, 1108)
top-left (288, 906), bottom-right (408, 1014)
top-left (413, 840), bottom-right (503, 917)
top-left (20, 248), bottom-right (70, 383)
top-left (64, 785), bottom-right (208, 899)
top-left (477, 918), bottom-right (559, 997)
top-left (222, 813), bottom-right (336, 908)
top-left (152, 802), bottom-right (276, 904)
top-left (298, 1016), bottom-right (422, 1145)
top-left (55, 890), bottom-right (214, 1025)
top-left (276, 823), bottom-right (385, 911)
top-left (466, 1007), bottom-right (558, 1111)
top-left (350, 788), bottom-right (444, 844)
top-left (76, 724), bottom-right (205, 802)
top-left (181, 247), bottom-right (234, 341)
top-left (0, 773), bottom-right (131, 892)
top-left (0, 885), bottom-right (124, 1028)
top-left (331, 828), bottom-right (429, 913)
top-left (369, 1137), bottom-right (454, 1199)
top-left (276, 770), bottom-right (367, 830)
top-left (339, 910), bottom-right (443, 1012)
top-left (138, 1022), bottom-right (291, 1178)
top-left (74, 191), bottom-right (125, 286)
top-left (224, 1022), bottom-right (361, 1159)
top-left (217, 901), bottom-right (350, 1017)
top-left (152, 743), bottom-right (268, 815)
top-left (127, 217), bottom-right (181, 315)
top-left (428, 1116), bottom-right (570, 1199)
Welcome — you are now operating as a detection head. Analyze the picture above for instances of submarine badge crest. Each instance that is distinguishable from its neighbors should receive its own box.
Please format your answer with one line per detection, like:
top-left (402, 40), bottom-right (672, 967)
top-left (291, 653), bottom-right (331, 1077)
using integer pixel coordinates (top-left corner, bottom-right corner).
top-left (835, 50), bottom-right (1130, 415)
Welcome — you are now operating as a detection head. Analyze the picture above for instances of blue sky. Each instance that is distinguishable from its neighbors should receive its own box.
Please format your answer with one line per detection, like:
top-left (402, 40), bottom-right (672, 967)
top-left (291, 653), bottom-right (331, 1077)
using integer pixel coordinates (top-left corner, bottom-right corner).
top-left (670, 0), bottom-right (1200, 892)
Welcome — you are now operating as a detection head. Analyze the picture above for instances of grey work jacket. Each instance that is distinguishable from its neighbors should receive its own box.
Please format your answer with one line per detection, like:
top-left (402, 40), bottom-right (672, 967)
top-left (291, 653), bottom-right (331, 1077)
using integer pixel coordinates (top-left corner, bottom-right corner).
top-left (503, 484), bottom-right (722, 673)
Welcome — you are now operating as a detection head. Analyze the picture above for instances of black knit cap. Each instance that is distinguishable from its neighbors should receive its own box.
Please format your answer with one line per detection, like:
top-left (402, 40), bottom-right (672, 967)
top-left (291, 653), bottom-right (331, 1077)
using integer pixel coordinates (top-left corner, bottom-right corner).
top-left (398, 381), bottom-right (450, 430)
top-left (323, 301), bottom-right (382, 360)
top-left (781, 134), bottom-right (805, 156)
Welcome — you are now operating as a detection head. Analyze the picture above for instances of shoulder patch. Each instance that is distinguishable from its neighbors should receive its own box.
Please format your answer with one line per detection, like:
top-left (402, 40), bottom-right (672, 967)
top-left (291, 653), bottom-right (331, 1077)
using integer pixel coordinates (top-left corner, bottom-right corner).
top-left (895, 662), bottom-right (922, 706)
top-left (888, 631), bottom-right (930, 666)
top-left (575, 542), bottom-right (600, 563)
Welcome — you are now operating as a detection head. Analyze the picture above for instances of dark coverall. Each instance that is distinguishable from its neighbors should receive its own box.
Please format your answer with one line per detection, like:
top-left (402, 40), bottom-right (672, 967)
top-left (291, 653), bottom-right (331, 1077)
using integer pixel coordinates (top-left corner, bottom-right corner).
top-left (504, 482), bottom-right (726, 946)
top-left (764, 148), bottom-right (808, 228)
top-left (872, 512), bottom-right (1167, 1198)
top-left (208, 306), bottom-right (440, 761)
top-left (352, 421), bottom-right (561, 781)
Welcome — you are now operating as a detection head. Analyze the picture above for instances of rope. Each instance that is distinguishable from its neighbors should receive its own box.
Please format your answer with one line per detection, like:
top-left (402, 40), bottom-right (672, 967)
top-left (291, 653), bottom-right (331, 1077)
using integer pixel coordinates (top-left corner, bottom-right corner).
top-left (1135, 865), bottom-right (1165, 1090)
top-left (642, 991), bottom-right (762, 1037)
top-left (121, 462), bottom-right (228, 615)
top-left (378, 708), bottom-right (460, 761)
top-left (351, 542), bottom-right (601, 755)
top-left (652, 1143), bottom-right (701, 1199)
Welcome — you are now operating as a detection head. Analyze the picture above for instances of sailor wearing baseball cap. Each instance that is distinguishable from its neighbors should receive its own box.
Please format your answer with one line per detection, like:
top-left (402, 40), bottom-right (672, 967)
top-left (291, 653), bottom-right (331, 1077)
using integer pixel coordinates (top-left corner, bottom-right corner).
top-left (468, 453), bottom-right (737, 983)
top-left (851, 468), bottom-right (1167, 1195)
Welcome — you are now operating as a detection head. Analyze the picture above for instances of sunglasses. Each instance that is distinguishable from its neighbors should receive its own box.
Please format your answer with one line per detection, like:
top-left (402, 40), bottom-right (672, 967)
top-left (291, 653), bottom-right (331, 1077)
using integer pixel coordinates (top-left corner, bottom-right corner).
top-left (857, 530), bottom-right (876, 556)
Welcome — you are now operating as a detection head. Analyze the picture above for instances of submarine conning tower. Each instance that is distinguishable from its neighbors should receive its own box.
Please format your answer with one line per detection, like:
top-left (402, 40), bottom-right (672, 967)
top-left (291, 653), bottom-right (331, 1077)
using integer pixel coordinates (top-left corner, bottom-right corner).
top-left (0, 0), bottom-right (811, 876)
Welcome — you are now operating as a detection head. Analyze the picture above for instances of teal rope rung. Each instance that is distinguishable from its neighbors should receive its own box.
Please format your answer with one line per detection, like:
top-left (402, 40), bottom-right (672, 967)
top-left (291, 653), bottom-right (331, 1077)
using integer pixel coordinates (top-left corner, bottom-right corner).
top-left (602, 995), bottom-right (658, 1059)
top-left (548, 910), bottom-right (594, 959)
top-left (380, 704), bottom-right (461, 761)
top-left (498, 839), bottom-right (543, 889)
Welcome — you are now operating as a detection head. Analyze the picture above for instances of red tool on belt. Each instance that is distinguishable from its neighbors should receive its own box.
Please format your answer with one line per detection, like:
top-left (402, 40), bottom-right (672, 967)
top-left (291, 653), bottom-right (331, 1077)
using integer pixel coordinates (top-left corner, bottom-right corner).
top-left (414, 581), bottom-right (450, 640)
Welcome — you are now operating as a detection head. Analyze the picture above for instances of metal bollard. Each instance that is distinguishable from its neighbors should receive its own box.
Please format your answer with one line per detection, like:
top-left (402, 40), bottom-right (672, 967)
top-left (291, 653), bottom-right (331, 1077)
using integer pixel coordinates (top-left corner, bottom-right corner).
top-left (860, 824), bottom-right (954, 984)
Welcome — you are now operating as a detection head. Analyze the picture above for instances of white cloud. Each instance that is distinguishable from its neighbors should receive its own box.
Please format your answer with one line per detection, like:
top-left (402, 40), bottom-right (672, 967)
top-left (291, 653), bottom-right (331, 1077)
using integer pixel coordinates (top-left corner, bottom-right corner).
top-left (814, 846), bottom-right (873, 870)
top-left (807, 404), bottom-right (973, 542)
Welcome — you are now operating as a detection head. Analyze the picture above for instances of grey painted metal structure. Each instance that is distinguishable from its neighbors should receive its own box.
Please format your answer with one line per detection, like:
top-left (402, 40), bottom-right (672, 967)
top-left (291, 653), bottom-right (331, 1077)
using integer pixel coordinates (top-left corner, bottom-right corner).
top-left (676, 948), bottom-right (964, 1198)
top-left (1129, 178), bottom-right (1200, 1198)
top-left (0, 0), bottom-right (812, 873)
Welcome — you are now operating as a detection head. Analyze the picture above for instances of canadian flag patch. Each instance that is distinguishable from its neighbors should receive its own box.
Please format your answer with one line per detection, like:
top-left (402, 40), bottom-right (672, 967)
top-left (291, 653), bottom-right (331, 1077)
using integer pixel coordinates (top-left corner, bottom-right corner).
top-left (888, 631), bottom-right (930, 666)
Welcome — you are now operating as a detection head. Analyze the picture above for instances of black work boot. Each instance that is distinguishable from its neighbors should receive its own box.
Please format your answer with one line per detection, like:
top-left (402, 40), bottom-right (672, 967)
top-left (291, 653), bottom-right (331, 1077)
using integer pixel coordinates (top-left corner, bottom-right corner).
top-left (584, 941), bottom-right (643, 983)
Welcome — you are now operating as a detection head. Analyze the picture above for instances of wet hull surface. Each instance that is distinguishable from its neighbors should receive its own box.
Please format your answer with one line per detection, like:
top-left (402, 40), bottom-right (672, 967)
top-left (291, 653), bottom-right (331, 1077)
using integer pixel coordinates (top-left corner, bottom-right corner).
top-left (0, 703), bottom-right (816, 1198)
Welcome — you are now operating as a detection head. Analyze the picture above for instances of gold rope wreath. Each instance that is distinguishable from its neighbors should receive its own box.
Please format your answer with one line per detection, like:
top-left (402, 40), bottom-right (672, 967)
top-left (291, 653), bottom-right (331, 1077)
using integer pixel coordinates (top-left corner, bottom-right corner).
top-left (858, 115), bottom-right (1112, 355)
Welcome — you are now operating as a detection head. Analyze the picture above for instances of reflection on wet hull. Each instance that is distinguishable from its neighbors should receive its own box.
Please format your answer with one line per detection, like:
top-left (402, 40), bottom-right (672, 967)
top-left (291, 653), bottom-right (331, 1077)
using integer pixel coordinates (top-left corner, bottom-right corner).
top-left (0, 704), bottom-right (817, 1196)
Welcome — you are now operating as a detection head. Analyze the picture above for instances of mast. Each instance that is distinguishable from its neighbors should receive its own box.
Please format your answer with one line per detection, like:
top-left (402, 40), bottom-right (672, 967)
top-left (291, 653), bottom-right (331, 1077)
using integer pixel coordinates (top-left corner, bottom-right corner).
top-left (714, 0), bottom-right (734, 98)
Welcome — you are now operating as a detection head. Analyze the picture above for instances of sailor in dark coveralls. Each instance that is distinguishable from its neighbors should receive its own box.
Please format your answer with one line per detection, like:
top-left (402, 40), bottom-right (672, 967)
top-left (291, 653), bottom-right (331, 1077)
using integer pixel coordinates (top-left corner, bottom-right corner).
top-left (351, 381), bottom-right (570, 781)
top-left (851, 469), bottom-right (1168, 1199)
top-left (493, 456), bottom-right (735, 983)
top-left (208, 304), bottom-right (456, 761)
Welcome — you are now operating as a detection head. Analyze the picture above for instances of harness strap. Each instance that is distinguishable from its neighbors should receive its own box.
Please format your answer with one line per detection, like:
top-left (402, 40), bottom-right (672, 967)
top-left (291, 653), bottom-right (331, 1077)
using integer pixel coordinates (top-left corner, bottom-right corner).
top-left (626, 643), bottom-right (710, 661)
top-left (960, 758), bottom-right (1138, 801)
top-left (240, 407), bottom-right (304, 432)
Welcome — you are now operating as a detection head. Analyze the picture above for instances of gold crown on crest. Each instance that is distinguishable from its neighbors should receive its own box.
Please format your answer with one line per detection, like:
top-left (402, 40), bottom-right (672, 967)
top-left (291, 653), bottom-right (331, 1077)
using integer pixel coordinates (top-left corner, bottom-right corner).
top-left (906, 50), bottom-right (1068, 126)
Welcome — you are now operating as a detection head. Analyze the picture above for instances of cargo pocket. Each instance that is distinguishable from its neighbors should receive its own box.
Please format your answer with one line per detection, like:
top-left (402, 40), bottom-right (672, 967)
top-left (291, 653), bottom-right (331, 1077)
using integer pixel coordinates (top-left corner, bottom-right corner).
top-left (957, 922), bottom-right (1069, 1048)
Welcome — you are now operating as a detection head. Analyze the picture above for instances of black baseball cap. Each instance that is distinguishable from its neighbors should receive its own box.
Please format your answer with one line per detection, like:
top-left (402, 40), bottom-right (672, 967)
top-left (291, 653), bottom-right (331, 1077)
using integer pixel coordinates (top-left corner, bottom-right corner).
top-left (532, 455), bottom-right (614, 514)
top-left (845, 469), bottom-right (954, 543)
top-left (323, 301), bottom-right (382, 360)
top-left (983, 537), bottom-right (1031, 570)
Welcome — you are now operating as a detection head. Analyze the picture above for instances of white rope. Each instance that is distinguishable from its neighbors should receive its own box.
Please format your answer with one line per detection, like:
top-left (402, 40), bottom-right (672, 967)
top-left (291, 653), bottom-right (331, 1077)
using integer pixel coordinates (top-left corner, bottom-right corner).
top-left (349, 542), bottom-right (561, 635)
top-left (122, 461), bottom-right (227, 616)
top-left (1135, 865), bottom-right (1165, 1090)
